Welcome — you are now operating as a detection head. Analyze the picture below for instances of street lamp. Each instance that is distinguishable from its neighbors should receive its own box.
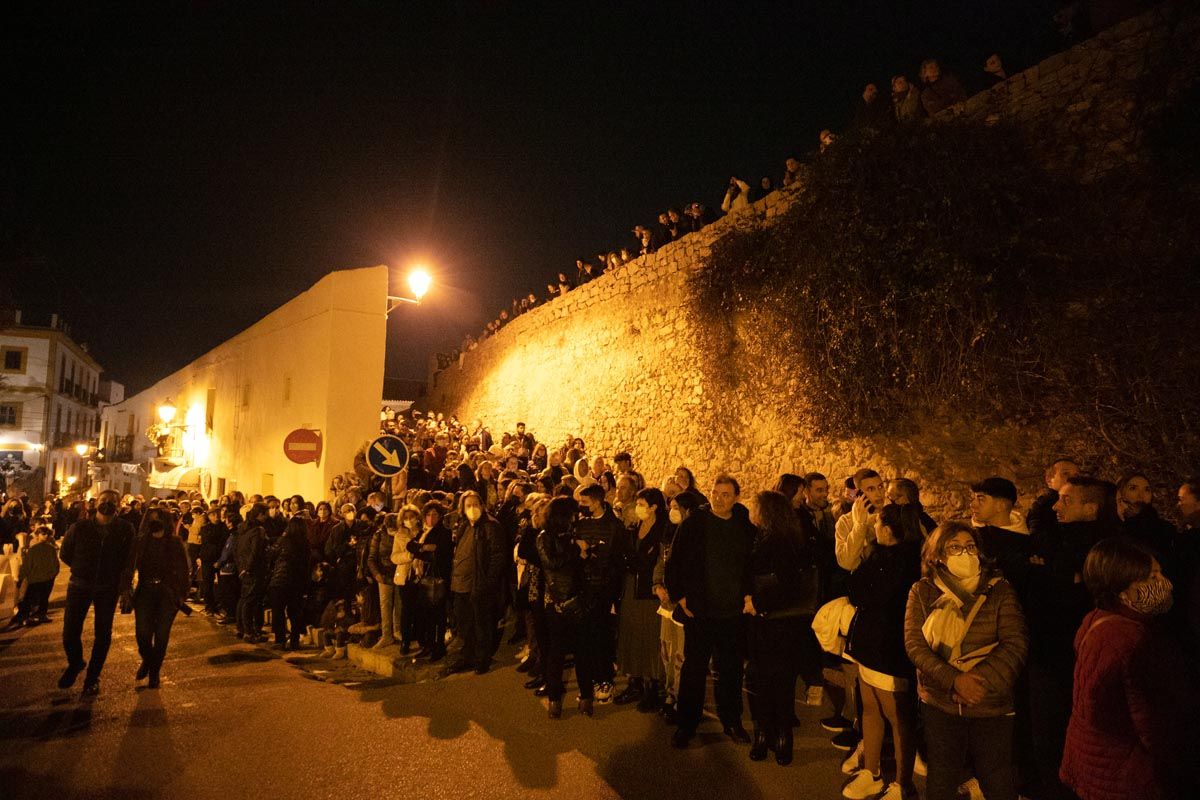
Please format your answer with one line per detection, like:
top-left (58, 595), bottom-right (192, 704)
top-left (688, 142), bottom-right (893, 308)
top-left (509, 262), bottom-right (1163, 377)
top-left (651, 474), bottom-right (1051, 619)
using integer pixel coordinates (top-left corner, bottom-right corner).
top-left (66, 476), bottom-right (77, 487)
top-left (74, 443), bottom-right (90, 457)
top-left (387, 265), bottom-right (433, 314)
top-left (158, 399), bottom-right (177, 425)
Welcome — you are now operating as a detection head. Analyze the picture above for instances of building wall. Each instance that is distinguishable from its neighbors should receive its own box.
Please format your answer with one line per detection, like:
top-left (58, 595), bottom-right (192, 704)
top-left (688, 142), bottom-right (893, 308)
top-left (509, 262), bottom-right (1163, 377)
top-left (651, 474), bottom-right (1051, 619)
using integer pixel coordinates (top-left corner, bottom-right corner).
top-left (424, 2), bottom-right (1200, 517)
top-left (101, 266), bottom-right (388, 501)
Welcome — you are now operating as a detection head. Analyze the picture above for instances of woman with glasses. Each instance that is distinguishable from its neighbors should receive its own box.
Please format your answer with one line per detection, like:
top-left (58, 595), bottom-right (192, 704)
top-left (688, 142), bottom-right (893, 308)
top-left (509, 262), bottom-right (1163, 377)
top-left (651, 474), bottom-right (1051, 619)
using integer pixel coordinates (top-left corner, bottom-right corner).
top-left (904, 521), bottom-right (1029, 800)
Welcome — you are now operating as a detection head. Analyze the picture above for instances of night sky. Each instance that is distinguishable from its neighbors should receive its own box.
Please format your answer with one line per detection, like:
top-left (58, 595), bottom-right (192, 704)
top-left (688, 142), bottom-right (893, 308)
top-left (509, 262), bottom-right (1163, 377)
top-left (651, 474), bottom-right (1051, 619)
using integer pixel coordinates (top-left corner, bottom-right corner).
top-left (3, 2), bottom-right (1057, 393)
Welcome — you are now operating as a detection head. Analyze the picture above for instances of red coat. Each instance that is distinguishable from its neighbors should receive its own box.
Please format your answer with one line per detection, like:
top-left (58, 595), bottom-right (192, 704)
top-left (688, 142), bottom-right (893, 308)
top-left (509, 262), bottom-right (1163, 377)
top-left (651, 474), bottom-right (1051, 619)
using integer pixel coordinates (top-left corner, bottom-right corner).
top-left (1059, 607), bottom-right (1192, 800)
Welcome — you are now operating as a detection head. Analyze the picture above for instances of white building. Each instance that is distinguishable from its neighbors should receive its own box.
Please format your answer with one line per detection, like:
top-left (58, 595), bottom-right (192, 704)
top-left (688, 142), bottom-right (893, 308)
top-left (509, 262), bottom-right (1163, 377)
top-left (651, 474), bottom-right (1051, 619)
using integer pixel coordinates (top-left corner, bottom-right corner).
top-left (98, 266), bottom-right (388, 501)
top-left (0, 310), bottom-right (105, 500)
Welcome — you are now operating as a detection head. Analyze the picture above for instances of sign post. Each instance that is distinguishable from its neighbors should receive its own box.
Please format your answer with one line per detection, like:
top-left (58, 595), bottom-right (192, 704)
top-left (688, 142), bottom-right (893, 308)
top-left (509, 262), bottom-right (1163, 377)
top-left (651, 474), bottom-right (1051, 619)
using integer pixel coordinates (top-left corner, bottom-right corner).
top-left (283, 429), bottom-right (322, 465)
top-left (366, 434), bottom-right (409, 478)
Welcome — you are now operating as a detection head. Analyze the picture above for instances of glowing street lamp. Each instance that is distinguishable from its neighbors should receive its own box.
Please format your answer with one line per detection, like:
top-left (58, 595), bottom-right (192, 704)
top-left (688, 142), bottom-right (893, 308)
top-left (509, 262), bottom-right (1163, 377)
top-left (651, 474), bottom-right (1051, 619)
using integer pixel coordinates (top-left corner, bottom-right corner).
top-left (387, 265), bottom-right (433, 314)
top-left (74, 443), bottom-right (90, 457)
top-left (158, 399), bottom-right (177, 425)
top-left (66, 476), bottom-right (77, 487)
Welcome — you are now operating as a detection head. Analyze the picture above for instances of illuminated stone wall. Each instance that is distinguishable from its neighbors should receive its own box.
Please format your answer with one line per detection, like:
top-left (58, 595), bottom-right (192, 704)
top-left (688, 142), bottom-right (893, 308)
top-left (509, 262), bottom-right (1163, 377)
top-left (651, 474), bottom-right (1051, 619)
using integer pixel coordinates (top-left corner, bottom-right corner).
top-left (425, 1), bottom-right (1199, 517)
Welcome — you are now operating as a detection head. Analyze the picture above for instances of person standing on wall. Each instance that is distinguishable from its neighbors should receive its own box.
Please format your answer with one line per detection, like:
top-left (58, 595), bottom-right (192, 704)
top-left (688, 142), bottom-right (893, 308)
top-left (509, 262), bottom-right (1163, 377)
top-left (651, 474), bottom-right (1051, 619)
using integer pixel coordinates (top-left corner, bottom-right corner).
top-left (58, 489), bottom-right (137, 696)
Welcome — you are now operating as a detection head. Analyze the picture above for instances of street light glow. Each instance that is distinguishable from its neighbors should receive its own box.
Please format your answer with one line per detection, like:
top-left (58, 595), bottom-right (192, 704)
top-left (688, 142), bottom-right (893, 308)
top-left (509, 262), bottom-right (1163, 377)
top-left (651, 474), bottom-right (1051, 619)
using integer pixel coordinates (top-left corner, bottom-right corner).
top-left (74, 443), bottom-right (89, 457)
top-left (158, 399), bottom-right (177, 425)
top-left (408, 268), bottom-right (432, 301)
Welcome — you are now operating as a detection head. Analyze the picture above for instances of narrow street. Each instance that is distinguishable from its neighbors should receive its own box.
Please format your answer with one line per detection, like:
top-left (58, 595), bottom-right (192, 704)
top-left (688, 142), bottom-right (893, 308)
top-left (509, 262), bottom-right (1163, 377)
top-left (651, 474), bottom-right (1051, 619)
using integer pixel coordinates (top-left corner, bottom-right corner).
top-left (0, 576), bottom-right (846, 800)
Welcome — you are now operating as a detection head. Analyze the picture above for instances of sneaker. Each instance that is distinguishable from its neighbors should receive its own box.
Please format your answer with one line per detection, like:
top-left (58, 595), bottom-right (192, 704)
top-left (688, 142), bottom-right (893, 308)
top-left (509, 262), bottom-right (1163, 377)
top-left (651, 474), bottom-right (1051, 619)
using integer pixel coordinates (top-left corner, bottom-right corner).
top-left (841, 740), bottom-right (864, 775)
top-left (371, 637), bottom-right (396, 650)
top-left (594, 682), bottom-right (613, 704)
top-left (806, 684), bottom-right (825, 706)
top-left (878, 782), bottom-right (917, 800)
top-left (821, 714), bottom-right (854, 732)
top-left (831, 729), bottom-right (860, 751)
top-left (841, 768), bottom-right (884, 800)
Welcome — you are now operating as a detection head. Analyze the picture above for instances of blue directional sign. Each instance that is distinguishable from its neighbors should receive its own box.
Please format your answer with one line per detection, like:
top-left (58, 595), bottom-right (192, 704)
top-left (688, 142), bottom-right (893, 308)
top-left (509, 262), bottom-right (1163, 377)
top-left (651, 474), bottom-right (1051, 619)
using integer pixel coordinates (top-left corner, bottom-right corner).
top-left (366, 435), bottom-right (409, 477)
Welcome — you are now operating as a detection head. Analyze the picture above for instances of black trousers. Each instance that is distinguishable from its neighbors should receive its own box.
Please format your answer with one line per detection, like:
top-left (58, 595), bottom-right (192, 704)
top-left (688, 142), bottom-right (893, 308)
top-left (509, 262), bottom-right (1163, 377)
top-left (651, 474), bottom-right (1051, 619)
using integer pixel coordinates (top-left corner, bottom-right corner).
top-left (544, 605), bottom-right (607, 702)
top-left (417, 592), bottom-right (447, 654)
top-left (186, 543), bottom-right (201, 587)
top-left (269, 583), bottom-right (305, 644)
top-left (199, 562), bottom-right (218, 611)
top-left (62, 584), bottom-right (119, 679)
top-left (922, 702), bottom-right (1017, 800)
top-left (747, 615), bottom-right (808, 735)
top-left (218, 572), bottom-right (240, 617)
top-left (134, 583), bottom-right (179, 676)
top-left (237, 576), bottom-right (264, 635)
top-left (451, 591), bottom-right (495, 668)
top-left (16, 579), bottom-right (53, 620)
top-left (677, 615), bottom-right (744, 731)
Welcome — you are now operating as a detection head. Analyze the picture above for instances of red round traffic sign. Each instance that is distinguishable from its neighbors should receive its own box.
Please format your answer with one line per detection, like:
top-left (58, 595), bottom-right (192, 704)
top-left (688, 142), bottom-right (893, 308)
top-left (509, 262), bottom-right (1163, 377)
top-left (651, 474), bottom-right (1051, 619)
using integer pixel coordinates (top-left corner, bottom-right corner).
top-left (283, 428), bottom-right (322, 465)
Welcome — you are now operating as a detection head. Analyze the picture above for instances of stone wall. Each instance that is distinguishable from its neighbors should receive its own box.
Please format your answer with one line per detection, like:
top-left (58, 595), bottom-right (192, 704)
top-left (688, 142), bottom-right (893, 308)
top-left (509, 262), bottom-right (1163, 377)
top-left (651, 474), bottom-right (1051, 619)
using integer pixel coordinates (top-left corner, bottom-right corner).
top-left (424, 1), bottom-right (1198, 517)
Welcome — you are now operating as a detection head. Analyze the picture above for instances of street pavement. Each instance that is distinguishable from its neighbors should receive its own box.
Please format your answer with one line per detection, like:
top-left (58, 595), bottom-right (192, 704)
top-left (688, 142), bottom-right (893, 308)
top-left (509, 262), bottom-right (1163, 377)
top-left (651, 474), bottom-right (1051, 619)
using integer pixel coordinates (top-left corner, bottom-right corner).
top-left (0, 576), bottom-right (848, 800)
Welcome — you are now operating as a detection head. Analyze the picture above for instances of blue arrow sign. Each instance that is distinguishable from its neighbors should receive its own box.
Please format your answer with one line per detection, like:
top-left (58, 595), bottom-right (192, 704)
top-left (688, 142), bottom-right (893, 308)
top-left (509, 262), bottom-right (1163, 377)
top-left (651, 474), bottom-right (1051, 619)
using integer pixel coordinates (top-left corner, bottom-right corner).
top-left (367, 435), bottom-right (409, 477)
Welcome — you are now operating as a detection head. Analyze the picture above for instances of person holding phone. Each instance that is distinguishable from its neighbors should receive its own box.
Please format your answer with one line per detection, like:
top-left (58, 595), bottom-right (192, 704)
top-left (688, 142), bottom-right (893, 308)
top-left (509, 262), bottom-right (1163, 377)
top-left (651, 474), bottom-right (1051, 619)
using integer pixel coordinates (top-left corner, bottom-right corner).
top-left (836, 469), bottom-right (887, 572)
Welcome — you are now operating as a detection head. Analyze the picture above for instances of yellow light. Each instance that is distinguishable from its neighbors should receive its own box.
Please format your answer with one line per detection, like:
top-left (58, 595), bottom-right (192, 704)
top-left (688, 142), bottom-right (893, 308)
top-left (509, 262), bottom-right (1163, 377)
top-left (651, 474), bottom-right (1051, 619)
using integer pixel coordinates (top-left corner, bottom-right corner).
top-left (66, 476), bottom-right (77, 486)
top-left (408, 268), bottom-right (432, 301)
top-left (74, 443), bottom-right (89, 457)
top-left (158, 399), bottom-right (177, 425)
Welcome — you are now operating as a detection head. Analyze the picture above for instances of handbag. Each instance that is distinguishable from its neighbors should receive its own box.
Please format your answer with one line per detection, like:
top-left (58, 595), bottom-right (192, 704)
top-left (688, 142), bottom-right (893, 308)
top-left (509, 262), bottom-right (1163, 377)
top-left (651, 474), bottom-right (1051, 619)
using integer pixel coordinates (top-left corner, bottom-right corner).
top-left (557, 595), bottom-right (584, 623)
top-left (419, 573), bottom-right (447, 607)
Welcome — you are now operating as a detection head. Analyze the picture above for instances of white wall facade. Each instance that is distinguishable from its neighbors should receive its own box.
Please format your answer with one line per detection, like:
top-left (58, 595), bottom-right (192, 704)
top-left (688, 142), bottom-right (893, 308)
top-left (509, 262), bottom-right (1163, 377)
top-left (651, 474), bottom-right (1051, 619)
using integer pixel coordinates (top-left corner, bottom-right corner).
top-left (99, 266), bottom-right (388, 501)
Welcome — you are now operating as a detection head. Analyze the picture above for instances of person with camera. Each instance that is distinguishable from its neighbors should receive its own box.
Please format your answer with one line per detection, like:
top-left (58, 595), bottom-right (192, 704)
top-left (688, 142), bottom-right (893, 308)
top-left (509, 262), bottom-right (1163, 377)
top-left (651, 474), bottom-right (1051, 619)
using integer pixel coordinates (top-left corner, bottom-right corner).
top-left (720, 176), bottom-right (752, 215)
top-left (58, 489), bottom-right (137, 696)
top-left (126, 506), bottom-right (191, 688)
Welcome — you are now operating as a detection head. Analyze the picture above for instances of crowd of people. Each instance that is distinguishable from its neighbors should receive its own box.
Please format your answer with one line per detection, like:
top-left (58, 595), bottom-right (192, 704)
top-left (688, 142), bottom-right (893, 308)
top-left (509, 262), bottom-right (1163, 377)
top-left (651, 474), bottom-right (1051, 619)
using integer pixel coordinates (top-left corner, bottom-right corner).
top-left (432, 0), bottom-right (1146, 374)
top-left (4, 404), bottom-right (1198, 800)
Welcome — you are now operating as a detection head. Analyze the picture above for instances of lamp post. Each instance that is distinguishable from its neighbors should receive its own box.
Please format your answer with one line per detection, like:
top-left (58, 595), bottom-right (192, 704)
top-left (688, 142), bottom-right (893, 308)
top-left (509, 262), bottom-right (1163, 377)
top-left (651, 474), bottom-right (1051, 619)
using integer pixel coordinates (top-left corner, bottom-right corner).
top-left (158, 399), bottom-right (177, 425)
top-left (387, 266), bottom-right (433, 315)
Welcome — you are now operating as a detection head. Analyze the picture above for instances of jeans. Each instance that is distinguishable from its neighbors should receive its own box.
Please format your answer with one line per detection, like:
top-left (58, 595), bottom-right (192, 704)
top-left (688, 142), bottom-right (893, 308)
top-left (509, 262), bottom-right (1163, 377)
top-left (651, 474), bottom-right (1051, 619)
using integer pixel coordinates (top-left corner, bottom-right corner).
top-left (62, 584), bottom-right (119, 679)
top-left (133, 582), bottom-right (179, 676)
top-left (269, 583), bottom-right (305, 645)
top-left (452, 591), bottom-right (495, 668)
top-left (199, 562), bottom-right (218, 612)
top-left (543, 604), bottom-right (606, 702)
top-left (237, 576), bottom-right (264, 636)
top-left (677, 615), bottom-right (744, 731)
top-left (378, 582), bottom-right (402, 642)
top-left (922, 702), bottom-right (1017, 800)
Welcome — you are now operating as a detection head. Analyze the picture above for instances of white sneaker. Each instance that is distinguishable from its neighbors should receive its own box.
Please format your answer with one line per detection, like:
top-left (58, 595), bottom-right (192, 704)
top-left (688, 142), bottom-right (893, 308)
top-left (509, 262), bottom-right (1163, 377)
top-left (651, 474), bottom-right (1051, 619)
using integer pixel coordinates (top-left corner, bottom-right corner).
top-left (595, 682), bottom-right (613, 704)
top-left (878, 782), bottom-right (916, 800)
top-left (806, 684), bottom-right (824, 706)
top-left (913, 752), bottom-right (927, 777)
top-left (842, 769), bottom-right (884, 800)
top-left (372, 637), bottom-right (396, 649)
top-left (841, 740), bottom-right (865, 775)
top-left (958, 778), bottom-right (985, 800)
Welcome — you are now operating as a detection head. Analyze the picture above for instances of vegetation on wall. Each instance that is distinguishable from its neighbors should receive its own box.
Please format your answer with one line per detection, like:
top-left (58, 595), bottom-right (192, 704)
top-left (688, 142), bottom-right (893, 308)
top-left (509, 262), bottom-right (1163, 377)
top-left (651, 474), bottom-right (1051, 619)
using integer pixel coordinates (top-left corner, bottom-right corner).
top-left (686, 118), bottom-right (1200, 484)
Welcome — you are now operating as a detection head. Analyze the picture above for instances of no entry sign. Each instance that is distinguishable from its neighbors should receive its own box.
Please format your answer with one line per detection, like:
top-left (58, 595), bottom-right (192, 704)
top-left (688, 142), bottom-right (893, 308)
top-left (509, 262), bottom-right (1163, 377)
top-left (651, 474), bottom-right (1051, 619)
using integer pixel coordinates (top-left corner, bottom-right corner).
top-left (283, 429), bottom-right (322, 465)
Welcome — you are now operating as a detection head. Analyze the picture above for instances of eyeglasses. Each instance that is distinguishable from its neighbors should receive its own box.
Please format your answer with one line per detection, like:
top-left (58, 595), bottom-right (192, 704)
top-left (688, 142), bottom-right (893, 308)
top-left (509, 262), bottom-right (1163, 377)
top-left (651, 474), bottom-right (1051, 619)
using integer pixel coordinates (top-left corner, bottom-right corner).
top-left (945, 543), bottom-right (979, 556)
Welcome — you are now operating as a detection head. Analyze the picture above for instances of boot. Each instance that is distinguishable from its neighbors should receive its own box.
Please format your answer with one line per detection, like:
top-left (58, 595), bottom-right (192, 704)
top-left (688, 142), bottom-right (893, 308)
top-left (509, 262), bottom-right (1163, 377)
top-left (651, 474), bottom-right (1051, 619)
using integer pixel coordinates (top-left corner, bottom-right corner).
top-left (333, 646), bottom-right (347, 660)
top-left (749, 725), bottom-right (770, 761)
top-left (774, 728), bottom-right (794, 766)
top-left (547, 699), bottom-right (563, 719)
top-left (637, 680), bottom-right (662, 712)
top-left (613, 677), bottom-right (644, 705)
top-left (318, 630), bottom-right (336, 658)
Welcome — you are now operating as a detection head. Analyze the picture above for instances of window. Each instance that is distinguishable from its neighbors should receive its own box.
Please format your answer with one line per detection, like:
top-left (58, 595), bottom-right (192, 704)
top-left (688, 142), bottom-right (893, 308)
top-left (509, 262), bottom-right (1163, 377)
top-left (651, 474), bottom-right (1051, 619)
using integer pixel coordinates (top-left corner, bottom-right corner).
top-left (1, 347), bottom-right (27, 373)
top-left (0, 403), bottom-right (19, 427)
top-left (241, 383), bottom-right (250, 409)
top-left (206, 388), bottom-right (216, 432)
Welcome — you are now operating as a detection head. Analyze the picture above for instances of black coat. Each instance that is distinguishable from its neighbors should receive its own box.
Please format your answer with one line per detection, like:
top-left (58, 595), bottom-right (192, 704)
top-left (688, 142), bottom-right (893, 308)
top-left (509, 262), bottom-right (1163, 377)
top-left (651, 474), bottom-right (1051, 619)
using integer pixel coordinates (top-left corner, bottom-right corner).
top-left (664, 505), bottom-right (755, 618)
top-left (234, 523), bottom-right (267, 579)
top-left (748, 530), bottom-right (822, 616)
top-left (60, 517), bottom-right (137, 592)
top-left (573, 506), bottom-right (627, 604)
top-left (1122, 507), bottom-right (1176, 569)
top-left (453, 516), bottom-right (507, 599)
top-left (408, 522), bottom-right (454, 581)
top-left (269, 526), bottom-right (309, 589)
top-left (198, 521), bottom-right (228, 564)
top-left (846, 539), bottom-right (921, 678)
top-left (537, 528), bottom-right (582, 604)
top-left (621, 516), bottom-right (666, 600)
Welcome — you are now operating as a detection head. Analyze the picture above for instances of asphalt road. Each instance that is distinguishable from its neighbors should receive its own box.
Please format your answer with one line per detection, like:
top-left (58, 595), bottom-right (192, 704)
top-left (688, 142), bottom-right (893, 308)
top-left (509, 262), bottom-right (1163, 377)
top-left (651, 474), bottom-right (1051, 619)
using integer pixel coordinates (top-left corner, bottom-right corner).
top-left (0, 577), bottom-right (847, 800)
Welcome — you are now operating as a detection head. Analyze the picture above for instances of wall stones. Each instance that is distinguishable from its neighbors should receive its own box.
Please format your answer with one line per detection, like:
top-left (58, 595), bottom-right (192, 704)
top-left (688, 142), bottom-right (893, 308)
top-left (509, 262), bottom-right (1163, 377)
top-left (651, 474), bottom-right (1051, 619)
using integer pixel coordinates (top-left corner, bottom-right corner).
top-left (424, 1), bottom-right (1198, 519)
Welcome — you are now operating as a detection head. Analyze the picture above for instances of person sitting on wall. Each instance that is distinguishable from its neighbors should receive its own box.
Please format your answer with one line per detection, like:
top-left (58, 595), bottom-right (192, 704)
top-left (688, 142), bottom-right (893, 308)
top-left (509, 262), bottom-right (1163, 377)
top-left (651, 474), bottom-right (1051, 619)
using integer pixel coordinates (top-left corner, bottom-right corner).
top-left (891, 75), bottom-right (924, 123)
top-left (721, 177), bottom-right (752, 215)
top-left (782, 157), bottom-right (805, 188)
top-left (982, 53), bottom-right (1008, 89)
top-left (919, 58), bottom-right (968, 116)
top-left (853, 83), bottom-right (893, 130)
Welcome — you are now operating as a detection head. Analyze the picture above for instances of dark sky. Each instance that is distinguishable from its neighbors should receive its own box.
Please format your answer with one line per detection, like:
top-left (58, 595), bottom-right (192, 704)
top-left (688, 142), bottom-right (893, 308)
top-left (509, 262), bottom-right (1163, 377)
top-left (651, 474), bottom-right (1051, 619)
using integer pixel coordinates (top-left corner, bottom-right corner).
top-left (2, 1), bottom-right (1056, 394)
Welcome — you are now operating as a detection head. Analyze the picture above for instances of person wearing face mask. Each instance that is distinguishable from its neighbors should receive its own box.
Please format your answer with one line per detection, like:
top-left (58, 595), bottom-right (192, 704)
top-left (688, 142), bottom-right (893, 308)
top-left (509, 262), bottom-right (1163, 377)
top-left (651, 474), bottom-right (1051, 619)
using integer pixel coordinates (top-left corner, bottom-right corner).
top-left (652, 491), bottom-right (699, 721)
top-left (614, 488), bottom-right (668, 709)
top-left (1060, 537), bottom-right (1197, 800)
top-left (904, 521), bottom-right (1028, 800)
top-left (573, 483), bottom-right (627, 705)
top-left (127, 509), bottom-right (190, 687)
top-left (268, 516), bottom-right (309, 650)
top-left (409, 502), bottom-right (453, 662)
top-left (445, 491), bottom-right (507, 675)
top-left (57, 489), bottom-right (137, 695)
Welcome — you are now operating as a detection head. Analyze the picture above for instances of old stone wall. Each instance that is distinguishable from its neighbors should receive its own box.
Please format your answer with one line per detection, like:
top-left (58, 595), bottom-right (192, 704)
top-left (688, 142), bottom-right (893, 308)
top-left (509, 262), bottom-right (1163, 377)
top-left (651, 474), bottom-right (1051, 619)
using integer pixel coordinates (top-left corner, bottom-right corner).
top-left (424, 1), bottom-right (1198, 518)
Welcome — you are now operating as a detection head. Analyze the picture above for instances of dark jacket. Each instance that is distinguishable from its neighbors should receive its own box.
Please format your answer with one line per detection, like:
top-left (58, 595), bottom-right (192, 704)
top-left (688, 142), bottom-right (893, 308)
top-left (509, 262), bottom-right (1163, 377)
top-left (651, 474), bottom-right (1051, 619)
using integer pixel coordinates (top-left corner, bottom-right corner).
top-left (454, 515), bottom-right (507, 598)
top-left (59, 516), bottom-right (137, 593)
top-left (621, 516), bottom-right (666, 600)
top-left (269, 525), bottom-right (309, 589)
top-left (408, 522), bottom-right (453, 581)
top-left (905, 572), bottom-right (1029, 717)
top-left (129, 532), bottom-right (191, 603)
top-left (19, 539), bottom-right (61, 585)
top-left (663, 505), bottom-right (755, 618)
top-left (1121, 507), bottom-right (1176, 569)
top-left (847, 539), bottom-right (922, 679)
top-left (198, 521), bottom-right (228, 564)
top-left (748, 529), bottom-right (821, 617)
top-left (1060, 607), bottom-right (1197, 800)
top-left (573, 505), bottom-right (627, 604)
top-left (537, 528), bottom-right (582, 605)
top-left (234, 523), bottom-right (267, 579)
top-left (367, 526), bottom-right (397, 585)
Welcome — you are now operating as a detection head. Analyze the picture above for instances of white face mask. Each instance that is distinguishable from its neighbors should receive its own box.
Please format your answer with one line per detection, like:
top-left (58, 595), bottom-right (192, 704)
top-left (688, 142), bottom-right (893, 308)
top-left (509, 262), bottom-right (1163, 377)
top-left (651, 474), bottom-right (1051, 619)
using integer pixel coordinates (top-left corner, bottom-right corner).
top-left (635, 505), bottom-right (650, 521)
top-left (668, 509), bottom-right (683, 525)
top-left (402, 518), bottom-right (417, 530)
top-left (465, 507), bottom-right (482, 523)
top-left (946, 553), bottom-right (980, 581)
